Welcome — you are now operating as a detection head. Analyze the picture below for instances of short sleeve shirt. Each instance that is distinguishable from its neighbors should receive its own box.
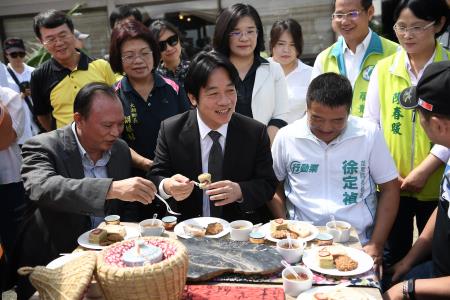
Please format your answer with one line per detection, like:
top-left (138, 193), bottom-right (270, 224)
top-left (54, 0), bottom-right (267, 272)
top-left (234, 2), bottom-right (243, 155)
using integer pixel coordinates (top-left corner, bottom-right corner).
top-left (115, 74), bottom-right (190, 169)
top-left (31, 52), bottom-right (116, 128)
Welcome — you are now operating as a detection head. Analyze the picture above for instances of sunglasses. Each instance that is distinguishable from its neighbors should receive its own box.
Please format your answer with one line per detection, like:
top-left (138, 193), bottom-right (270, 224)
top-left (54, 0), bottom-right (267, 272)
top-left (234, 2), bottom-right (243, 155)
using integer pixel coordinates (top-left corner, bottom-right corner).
top-left (9, 52), bottom-right (26, 58)
top-left (158, 35), bottom-right (179, 52)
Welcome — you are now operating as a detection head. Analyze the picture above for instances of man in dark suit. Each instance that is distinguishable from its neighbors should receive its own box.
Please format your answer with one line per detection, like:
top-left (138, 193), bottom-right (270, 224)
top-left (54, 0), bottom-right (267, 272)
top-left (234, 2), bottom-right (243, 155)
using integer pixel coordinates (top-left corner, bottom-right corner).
top-left (149, 51), bottom-right (277, 223)
top-left (12, 83), bottom-right (156, 298)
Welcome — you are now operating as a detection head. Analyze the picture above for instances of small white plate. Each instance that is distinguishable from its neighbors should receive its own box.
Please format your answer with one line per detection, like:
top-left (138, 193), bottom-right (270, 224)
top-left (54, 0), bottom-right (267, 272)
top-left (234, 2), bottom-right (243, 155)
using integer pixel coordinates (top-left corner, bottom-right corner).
top-left (297, 286), bottom-right (376, 300)
top-left (174, 217), bottom-right (230, 239)
top-left (262, 220), bottom-right (319, 243)
top-left (46, 252), bottom-right (87, 269)
top-left (302, 246), bottom-right (374, 276)
top-left (77, 226), bottom-right (140, 250)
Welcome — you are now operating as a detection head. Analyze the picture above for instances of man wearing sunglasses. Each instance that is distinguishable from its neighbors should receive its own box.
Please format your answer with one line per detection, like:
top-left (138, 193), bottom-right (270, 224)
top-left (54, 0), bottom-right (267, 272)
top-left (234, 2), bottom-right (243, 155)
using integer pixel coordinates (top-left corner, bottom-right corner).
top-left (384, 61), bottom-right (450, 300)
top-left (311, 0), bottom-right (398, 117)
top-left (3, 37), bottom-right (40, 145)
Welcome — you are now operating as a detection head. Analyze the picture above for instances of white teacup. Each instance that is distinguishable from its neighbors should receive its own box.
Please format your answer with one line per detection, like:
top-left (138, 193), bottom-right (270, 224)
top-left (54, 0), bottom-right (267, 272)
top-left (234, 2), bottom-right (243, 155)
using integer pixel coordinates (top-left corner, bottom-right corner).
top-left (326, 220), bottom-right (351, 243)
top-left (139, 219), bottom-right (164, 236)
top-left (282, 265), bottom-right (313, 297)
top-left (276, 239), bottom-right (306, 264)
top-left (230, 220), bottom-right (253, 241)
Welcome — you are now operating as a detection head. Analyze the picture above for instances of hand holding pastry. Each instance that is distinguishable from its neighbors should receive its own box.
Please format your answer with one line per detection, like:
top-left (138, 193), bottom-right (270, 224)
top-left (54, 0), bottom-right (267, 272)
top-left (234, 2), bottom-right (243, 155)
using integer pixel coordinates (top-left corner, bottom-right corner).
top-left (206, 180), bottom-right (242, 206)
top-left (163, 174), bottom-right (194, 201)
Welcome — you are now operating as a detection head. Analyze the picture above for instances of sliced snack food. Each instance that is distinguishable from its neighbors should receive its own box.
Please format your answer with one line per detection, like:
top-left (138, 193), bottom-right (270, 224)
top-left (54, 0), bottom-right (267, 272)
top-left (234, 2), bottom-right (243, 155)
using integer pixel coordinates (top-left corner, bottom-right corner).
top-left (205, 222), bottom-right (224, 235)
top-left (183, 224), bottom-right (206, 237)
top-left (317, 248), bottom-right (334, 269)
top-left (98, 223), bottom-right (127, 242)
top-left (287, 222), bottom-right (310, 238)
top-left (313, 286), bottom-right (370, 300)
top-left (270, 218), bottom-right (289, 231)
top-left (88, 228), bottom-right (107, 244)
top-left (316, 246), bottom-right (358, 271)
top-left (334, 255), bottom-right (358, 271)
top-left (198, 173), bottom-right (211, 189)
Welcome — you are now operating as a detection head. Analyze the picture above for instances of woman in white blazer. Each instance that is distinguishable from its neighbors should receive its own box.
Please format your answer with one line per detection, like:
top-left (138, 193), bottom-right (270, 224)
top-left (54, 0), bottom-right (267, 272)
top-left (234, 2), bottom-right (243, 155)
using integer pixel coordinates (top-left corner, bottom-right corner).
top-left (213, 3), bottom-right (289, 143)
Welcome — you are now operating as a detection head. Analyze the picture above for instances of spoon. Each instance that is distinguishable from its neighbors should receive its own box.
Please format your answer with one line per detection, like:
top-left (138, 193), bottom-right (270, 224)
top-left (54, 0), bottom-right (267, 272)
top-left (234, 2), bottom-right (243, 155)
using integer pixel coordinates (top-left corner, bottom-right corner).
top-left (281, 259), bottom-right (300, 280)
top-left (287, 232), bottom-right (293, 249)
top-left (330, 214), bottom-right (337, 229)
top-left (151, 213), bottom-right (158, 226)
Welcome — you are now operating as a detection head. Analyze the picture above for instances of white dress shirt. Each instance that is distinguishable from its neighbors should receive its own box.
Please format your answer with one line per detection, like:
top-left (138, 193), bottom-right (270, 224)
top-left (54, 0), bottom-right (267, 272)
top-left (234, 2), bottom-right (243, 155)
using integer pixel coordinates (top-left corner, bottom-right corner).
top-left (311, 30), bottom-right (373, 87)
top-left (364, 50), bottom-right (437, 126)
top-left (159, 109), bottom-right (228, 216)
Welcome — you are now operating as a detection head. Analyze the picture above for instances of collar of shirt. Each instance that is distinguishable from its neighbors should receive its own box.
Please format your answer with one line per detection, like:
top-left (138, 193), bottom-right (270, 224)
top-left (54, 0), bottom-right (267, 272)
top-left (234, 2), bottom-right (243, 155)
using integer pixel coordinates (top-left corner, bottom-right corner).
top-left (404, 49), bottom-right (437, 85)
top-left (342, 29), bottom-right (372, 56)
top-left (293, 115), bottom-right (366, 146)
top-left (196, 109), bottom-right (228, 142)
top-left (71, 122), bottom-right (111, 169)
top-left (51, 50), bottom-right (90, 72)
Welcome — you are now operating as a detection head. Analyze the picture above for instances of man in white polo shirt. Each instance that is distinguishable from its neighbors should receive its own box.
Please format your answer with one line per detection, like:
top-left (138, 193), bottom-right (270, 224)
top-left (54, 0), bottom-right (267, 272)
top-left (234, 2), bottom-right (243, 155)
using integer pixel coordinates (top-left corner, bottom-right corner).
top-left (271, 72), bottom-right (399, 266)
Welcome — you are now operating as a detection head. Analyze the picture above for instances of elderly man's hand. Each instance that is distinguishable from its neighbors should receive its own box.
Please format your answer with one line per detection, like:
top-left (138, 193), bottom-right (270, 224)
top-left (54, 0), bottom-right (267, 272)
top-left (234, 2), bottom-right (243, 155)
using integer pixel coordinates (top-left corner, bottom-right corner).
top-left (206, 180), bottom-right (243, 206)
top-left (163, 174), bottom-right (194, 201)
top-left (107, 177), bottom-right (156, 204)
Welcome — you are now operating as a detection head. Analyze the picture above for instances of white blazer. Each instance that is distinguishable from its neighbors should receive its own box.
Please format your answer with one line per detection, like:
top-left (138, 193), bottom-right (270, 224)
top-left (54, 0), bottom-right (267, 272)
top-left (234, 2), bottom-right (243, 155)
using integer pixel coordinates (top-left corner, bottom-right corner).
top-left (251, 60), bottom-right (289, 125)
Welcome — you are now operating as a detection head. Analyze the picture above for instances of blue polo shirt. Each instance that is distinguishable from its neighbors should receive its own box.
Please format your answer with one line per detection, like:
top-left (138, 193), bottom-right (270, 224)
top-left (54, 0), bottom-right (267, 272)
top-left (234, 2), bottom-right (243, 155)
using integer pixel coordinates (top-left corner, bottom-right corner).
top-left (115, 74), bottom-right (190, 175)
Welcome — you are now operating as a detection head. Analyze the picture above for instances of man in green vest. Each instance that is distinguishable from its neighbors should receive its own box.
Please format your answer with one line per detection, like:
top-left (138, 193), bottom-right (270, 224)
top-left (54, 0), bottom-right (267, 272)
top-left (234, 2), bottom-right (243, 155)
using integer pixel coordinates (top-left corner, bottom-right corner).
top-left (311, 0), bottom-right (398, 117)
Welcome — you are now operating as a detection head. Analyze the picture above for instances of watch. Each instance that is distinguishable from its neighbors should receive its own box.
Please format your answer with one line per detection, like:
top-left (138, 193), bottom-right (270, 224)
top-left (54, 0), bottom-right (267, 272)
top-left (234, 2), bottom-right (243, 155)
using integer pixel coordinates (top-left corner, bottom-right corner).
top-left (407, 278), bottom-right (416, 300)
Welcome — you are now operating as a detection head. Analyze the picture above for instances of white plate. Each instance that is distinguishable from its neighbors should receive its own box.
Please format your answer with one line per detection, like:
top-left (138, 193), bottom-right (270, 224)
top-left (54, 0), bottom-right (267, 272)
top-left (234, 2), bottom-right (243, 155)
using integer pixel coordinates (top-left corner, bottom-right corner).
top-left (297, 286), bottom-right (376, 300)
top-left (302, 246), bottom-right (374, 276)
top-left (77, 226), bottom-right (140, 250)
top-left (262, 221), bottom-right (319, 243)
top-left (47, 252), bottom-right (87, 269)
top-left (174, 217), bottom-right (230, 239)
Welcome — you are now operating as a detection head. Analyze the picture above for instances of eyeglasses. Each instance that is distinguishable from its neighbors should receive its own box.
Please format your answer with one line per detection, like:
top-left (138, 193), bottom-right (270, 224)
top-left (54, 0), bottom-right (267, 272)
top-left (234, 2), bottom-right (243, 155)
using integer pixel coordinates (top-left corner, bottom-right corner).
top-left (42, 32), bottom-right (72, 46)
top-left (229, 29), bottom-right (258, 39)
top-left (8, 52), bottom-right (26, 58)
top-left (393, 21), bottom-right (435, 35)
top-left (121, 51), bottom-right (153, 64)
top-left (158, 35), bottom-right (179, 52)
top-left (332, 10), bottom-right (363, 21)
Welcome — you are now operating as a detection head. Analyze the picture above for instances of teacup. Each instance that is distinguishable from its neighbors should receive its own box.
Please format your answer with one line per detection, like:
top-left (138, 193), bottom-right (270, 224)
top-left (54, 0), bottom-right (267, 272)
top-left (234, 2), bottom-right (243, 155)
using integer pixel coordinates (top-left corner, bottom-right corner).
top-left (282, 265), bottom-right (313, 297)
top-left (139, 219), bottom-right (164, 236)
top-left (326, 220), bottom-right (351, 243)
top-left (276, 239), bottom-right (306, 264)
top-left (230, 220), bottom-right (253, 241)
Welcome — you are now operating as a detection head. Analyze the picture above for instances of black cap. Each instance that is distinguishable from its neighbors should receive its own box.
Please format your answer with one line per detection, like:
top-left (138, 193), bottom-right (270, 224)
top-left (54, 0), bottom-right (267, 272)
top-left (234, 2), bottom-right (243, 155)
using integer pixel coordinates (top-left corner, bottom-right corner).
top-left (3, 37), bottom-right (25, 54)
top-left (400, 61), bottom-right (450, 115)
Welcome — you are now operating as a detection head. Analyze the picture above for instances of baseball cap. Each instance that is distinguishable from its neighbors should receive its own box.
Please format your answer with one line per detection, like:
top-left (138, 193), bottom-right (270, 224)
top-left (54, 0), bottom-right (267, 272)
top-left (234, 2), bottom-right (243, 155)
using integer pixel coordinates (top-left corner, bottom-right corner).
top-left (74, 29), bottom-right (90, 40)
top-left (3, 37), bottom-right (25, 54)
top-left (400, 61), bottom-right (450, 115)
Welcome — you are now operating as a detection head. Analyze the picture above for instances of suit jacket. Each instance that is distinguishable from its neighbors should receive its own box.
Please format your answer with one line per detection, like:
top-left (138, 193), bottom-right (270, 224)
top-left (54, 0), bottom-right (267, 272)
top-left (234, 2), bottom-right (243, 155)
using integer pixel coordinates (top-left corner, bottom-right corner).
top-left (149, 110), bottom-right (278, 222)
top-left (12, 125), bottom-right (132, 298)
top-left (251, 60), bottom-right (290, 125)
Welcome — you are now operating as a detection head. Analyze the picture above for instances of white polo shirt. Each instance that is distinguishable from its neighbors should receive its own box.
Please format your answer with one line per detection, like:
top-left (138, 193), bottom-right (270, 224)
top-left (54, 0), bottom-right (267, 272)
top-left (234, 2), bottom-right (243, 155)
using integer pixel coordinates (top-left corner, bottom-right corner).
top-left (272, 115), bottom-right (398, 244)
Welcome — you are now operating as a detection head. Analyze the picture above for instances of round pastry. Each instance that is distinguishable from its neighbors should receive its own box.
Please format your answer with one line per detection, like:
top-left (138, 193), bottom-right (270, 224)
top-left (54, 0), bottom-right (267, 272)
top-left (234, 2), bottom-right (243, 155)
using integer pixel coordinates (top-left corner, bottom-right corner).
top-left (249, 231), bottom-right (265, 244)
top-left (198, 173), bottom-right (211, 189)
top-left (162, 216), bottom-right (177, 230)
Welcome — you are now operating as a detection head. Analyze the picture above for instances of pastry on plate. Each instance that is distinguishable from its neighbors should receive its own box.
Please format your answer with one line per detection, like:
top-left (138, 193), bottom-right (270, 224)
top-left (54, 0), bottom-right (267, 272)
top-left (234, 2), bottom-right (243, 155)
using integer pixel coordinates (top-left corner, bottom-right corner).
top-left (317, 247), bottom-right (334, 269)
top-left (334, 255), bottom-right (358, 271)
top-left (184, 224), bottom-right (206, 237)
top-left (287, 223), bottom-right (310, 238)
top-left (88, 228), bottom-right (107, 244)
top-left (98, 223), bottom-right (126, 242)
top-left (314, 287), bottom-right (370, 300)
top-left (198, 173), bottom-right (211, 189)
top-left (270, 218), bottom-right (288, 232)
top-left (205, 222), bottom-right (223, 235)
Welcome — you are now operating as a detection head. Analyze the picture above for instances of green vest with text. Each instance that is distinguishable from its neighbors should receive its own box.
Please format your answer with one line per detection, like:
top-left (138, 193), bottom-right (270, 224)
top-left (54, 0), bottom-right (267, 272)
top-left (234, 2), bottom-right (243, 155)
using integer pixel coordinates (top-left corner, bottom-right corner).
top-left (318, 32), bottom-right (398, 117)
top-left (377, 43), bottom-right (449, 200)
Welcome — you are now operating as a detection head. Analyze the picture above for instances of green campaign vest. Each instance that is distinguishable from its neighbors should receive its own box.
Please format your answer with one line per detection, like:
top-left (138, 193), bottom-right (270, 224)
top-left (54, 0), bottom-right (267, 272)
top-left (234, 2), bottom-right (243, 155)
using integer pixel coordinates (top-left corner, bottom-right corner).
top-left (318, 32), bottom-right (398, 117)
top-left (377, 43), bottom-right (449, 200)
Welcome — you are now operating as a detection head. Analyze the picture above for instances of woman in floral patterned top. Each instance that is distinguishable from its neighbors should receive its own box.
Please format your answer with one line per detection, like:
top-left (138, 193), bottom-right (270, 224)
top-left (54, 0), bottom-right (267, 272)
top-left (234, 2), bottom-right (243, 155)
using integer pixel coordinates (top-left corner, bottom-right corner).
top-left (150, 20), bottom-right (190, 85)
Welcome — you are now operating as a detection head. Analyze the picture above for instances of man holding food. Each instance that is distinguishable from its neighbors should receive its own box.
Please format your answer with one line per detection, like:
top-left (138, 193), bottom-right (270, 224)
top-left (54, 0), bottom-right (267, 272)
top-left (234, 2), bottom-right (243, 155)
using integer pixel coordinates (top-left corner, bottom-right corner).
top-left (148, 51), bottom-right (277, 223)
top-left (13, 83), bottom-right (156, 298)
top-left (271, 73), bottom-right (399, 266)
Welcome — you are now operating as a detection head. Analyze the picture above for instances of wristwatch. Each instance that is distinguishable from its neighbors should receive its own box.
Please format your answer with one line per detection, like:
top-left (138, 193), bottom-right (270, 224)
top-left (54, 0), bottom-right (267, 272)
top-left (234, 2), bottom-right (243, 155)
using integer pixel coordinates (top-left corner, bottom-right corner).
top-left (407, 278), bottom-right (416, 300)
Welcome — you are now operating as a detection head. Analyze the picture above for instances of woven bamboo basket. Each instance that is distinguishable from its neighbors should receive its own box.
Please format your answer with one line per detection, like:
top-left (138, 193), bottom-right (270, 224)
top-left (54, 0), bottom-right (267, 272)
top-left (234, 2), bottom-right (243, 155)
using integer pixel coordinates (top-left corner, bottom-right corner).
top-left (95, 236), bottom-right (188, 300)
top-left (17, 251), bottom-right (97, 300)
